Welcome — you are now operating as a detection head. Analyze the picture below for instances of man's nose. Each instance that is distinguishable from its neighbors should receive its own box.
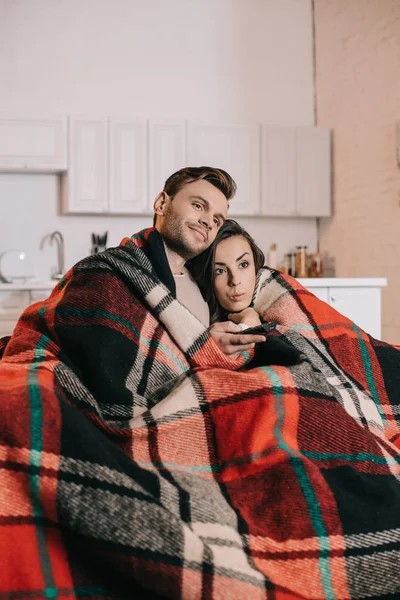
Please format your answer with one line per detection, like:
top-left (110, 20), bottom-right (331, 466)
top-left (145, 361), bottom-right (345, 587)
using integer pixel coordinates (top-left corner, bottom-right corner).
top-left (199, 214), bottom-right (212, 230)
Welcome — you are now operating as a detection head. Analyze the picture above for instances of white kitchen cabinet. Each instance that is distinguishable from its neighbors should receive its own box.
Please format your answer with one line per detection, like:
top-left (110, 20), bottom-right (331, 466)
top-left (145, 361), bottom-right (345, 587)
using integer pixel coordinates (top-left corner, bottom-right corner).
top-left (328, 287), bottom-right (381, 339)
top-left (109, 118), bottom-right (148, 213)
top-left (187, 122), bottom-right (260, 215)
top-left (300, 278), bottom-right (387, 340)
top-left (297, 127), bottom-right (331, 217)
top-left (149, 119), bottom-right (186, 202)
top-left (29, 289), bottom-right (53, 304)
top-left (0, 289), bottom-right (30, 337)
top-left (61, 117), bottom-right (108, 214)
top-left (0, 284), bottom-right (55, 337)
top-left (261, 126), bottom-right (331, 217)
top-left (0, 115), bottom-right (67, 172)
top-left (261, 127), bottom-right (296, 216)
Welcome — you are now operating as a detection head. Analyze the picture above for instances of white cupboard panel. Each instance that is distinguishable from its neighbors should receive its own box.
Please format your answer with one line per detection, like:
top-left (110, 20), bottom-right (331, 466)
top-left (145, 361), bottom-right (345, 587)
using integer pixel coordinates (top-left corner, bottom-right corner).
top-left (188, 122), bottom-right (260, 215)
top-left (149, 119), bottom-right (186, 203)
top-left (0, 291), bottom-right (30, 319)
top-left (0, 321), bottom-right (16, 337)
top-left (329, 287), bottom-right (381, 339)
top-left (109, 118), bottom-right (148, 214)
top-left (0, 116), bottom-right (67, 172)
top-left (261, 127), bottom-right (296, 216)
top-left (296, 127), bottom-right (331, 217)
top-left (308, 287), bottom-right (329, 303)
top-left (62, 117), bottom-right (108, 214)
top-left (29, 290), bottom-right (53, 304)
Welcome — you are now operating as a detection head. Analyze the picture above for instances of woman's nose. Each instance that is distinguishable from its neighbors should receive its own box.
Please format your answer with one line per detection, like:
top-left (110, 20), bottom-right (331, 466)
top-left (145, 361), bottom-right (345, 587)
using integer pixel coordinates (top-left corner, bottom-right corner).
top-left (229, 273), bottom-right (241, 287)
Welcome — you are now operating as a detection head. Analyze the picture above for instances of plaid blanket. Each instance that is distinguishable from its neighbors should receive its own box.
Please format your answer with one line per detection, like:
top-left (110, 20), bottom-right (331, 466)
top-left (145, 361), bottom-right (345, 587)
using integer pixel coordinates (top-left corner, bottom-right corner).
top-left (1, 227), bottom-right (400, 600)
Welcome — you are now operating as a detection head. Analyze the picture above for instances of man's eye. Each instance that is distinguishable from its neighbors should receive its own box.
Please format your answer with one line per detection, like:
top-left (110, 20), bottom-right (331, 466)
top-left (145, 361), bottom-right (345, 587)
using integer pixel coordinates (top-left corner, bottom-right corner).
top-left (193, 203), bottom-right (202, 210)
top-left (213, 217), bottom-right (220, 226)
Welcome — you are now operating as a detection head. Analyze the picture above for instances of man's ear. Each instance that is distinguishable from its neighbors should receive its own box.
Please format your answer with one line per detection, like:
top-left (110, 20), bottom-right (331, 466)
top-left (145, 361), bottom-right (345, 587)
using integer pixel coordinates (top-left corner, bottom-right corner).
top-left (154, 191), bottom-right (168, 217)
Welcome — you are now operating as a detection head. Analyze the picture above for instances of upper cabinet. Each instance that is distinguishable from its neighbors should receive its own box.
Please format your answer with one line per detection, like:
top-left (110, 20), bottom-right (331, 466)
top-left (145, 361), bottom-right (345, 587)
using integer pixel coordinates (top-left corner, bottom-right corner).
top-left (62, 117), bottom-right (149, 215)
top-left (261, 125), bottom-right (331, 217)
top-left (0, 114), bottom-right (332, 218)
top-left (261, 127), bottom-right (296, 216)
top-left (187, 122), bottom-right (260, 216)
top-left (148, 119), bottom-right (186, 202)
top-left (109, 118), bottom-right (148, 214)
top-left (296, 127), bottom-right (331, 217)
top-left (61, 117), bottom-right (108, 214)
top-left (0, 115), bottom-right (67, 172)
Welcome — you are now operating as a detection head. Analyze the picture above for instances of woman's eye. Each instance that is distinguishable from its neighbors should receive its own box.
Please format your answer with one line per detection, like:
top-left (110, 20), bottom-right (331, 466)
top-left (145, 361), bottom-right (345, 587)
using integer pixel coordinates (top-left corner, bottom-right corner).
top-left (215, 268), bottom-right (225, 276)
top-left (239, 261), bottom-right (249, 269)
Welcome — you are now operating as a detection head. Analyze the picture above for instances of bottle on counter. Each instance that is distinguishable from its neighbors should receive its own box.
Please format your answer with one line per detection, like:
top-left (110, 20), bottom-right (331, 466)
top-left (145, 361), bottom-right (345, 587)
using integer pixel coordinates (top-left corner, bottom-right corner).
top-left (296, 245), bottom-right (308, 278)
top-left (267, 243), bottom-right (277, 269)
top-left (309, 252), bottom-right (323, 277)
top-left (286, 253), bottom-right (296, 277)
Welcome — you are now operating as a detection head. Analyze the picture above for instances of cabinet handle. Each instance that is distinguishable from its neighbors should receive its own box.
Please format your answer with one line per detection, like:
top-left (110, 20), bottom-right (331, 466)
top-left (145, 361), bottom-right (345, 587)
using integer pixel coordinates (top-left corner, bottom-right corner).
top-left (330, 295), bottom-right (337, 302)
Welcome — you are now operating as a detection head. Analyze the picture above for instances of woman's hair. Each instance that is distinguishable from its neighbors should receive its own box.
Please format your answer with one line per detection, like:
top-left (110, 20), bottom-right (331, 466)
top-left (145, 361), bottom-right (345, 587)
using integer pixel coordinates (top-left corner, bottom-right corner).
top-left (188, 219), bottom-right (265, 322)
top-left (153, 166), bottom-right (237, 226)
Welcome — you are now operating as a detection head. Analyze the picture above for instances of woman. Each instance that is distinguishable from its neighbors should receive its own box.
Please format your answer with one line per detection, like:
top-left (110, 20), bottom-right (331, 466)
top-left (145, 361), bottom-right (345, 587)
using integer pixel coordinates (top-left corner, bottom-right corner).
top-left (189, 219), bottom-right (300, 366)
top-left (189, 219), bottom-right (264, 326)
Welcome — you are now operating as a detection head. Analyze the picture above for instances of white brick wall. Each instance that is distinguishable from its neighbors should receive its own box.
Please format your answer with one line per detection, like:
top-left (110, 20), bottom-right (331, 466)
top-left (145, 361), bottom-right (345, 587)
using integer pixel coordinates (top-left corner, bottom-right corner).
top-left (314, 0), bottom-right (400, 343)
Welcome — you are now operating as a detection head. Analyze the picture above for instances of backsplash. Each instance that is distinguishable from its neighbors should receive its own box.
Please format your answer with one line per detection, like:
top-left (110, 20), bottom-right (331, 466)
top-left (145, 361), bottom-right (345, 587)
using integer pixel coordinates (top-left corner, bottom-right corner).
top-left (0, 173), bottom-right (318, 281)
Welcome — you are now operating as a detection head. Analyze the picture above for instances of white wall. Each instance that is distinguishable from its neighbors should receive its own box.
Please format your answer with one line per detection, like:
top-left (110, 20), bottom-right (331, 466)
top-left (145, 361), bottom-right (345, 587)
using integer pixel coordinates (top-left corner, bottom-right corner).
top-left (0, 0), bottom-right (316, 280)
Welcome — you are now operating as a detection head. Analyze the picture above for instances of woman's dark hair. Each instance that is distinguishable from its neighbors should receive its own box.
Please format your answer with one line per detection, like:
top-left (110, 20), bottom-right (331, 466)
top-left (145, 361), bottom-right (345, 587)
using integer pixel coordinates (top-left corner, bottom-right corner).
top-left (188, 219), bottom-right (265, 322)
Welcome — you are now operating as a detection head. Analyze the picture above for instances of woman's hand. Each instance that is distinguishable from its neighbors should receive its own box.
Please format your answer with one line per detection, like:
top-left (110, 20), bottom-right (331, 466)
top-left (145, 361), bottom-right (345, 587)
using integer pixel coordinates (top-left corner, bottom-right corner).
top-left (208, 321), bottom-right (265, 359)
top-left (228, 307), bottom-right (261, 328)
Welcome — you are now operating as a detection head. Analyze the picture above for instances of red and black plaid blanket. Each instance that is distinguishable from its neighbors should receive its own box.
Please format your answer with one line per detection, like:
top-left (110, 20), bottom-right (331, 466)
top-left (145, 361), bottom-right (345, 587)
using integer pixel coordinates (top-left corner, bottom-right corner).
top-left (1, 227), bottom-right (400, 599)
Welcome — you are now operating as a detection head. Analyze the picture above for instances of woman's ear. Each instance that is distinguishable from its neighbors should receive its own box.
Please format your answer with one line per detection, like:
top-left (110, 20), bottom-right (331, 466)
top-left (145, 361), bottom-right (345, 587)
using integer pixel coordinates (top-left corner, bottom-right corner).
top-left (153, 191), bottom-right (168, 217)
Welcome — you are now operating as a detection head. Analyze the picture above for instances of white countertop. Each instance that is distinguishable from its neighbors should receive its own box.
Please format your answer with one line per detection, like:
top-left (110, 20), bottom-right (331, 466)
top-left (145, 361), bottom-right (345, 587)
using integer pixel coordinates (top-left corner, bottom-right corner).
top-left (298, 278), bottom-right (387, 288)
top-left (0, 277), bottom-right (388, 291)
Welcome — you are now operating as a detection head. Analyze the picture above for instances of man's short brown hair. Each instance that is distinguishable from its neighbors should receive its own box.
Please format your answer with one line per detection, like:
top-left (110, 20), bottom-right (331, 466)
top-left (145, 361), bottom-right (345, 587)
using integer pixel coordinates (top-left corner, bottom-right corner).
top-left (153, 166), bottom-right (236, 226)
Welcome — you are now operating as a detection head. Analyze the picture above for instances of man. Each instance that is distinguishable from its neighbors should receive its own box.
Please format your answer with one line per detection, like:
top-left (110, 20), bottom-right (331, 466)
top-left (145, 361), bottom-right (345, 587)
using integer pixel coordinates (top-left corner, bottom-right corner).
top-left (0, 169), bottom-right (266, 596)
top-left (152, 166), bottom-right (265, 356)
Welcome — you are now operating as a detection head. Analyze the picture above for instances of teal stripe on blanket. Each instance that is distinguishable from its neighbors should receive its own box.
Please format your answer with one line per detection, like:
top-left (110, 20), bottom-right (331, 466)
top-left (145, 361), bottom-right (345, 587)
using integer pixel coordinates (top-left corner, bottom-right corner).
top-left (304, 450), bottom-right (400, 465)
top-left (262, 366), bottom-right (336, 600)
top-left (353, 323), bottom-right (387, 426)
top-left (28, 336), bottom-right (57, 598)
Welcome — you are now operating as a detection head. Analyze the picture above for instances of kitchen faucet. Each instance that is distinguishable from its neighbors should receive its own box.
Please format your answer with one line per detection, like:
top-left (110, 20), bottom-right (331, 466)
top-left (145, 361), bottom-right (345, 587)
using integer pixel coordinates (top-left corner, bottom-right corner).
top-left (49, 231), bottom-right (65, 280)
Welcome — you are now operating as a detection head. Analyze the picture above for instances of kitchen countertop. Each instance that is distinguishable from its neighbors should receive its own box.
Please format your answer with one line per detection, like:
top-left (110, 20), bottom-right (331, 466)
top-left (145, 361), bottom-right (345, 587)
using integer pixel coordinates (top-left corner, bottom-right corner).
top-left (0, 278), bottom-right (388, 291)
top-left (297, 278), bottom-right (387, 287)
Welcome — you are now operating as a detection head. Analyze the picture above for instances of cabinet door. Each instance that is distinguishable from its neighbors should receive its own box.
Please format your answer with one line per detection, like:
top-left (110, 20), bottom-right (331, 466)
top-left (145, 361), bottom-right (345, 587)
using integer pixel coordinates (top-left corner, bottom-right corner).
top-left (296, 127), bottom-right (331, 217)
top-left (0, 116), bottom-right (67, 172)
top-left (61, 117), bottom-right (108, 214)
top-left (149, 119), bottom-right (186, 203)
top-left (328, 287), bottom-right (381, 339)
top-left (0, 321), bottom-right (15, 337)
top-left (0, 290), bottom-right (30, 320)
top-left (306, 287), bottom-right (329, 303)
top-left (261, 126), bottom-right (296, 216)
top-left (109, 118), bottom-right (148, 214)
top-left (187, 122), bottom-right (260, 215)
top-left (29, 289), bottom-right (53, 304)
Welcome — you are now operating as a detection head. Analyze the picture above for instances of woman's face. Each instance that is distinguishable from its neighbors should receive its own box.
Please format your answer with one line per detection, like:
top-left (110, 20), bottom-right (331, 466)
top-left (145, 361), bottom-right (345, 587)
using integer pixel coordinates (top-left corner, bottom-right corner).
top-left (213, 235), bottom-right (257, 313)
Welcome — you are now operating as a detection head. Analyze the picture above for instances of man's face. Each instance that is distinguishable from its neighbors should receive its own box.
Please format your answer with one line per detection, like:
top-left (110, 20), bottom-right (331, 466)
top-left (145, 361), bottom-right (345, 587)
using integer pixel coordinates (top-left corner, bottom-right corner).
top-left (154, 179), bottom-right (228, 260)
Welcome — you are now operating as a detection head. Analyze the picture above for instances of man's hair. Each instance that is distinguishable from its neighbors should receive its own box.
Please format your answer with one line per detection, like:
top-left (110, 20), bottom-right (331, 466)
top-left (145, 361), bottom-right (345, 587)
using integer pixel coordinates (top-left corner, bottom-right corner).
top-left (188, 219), bottom-right (265, 323)
top-left (153, 166), bottom-right (236, 226)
